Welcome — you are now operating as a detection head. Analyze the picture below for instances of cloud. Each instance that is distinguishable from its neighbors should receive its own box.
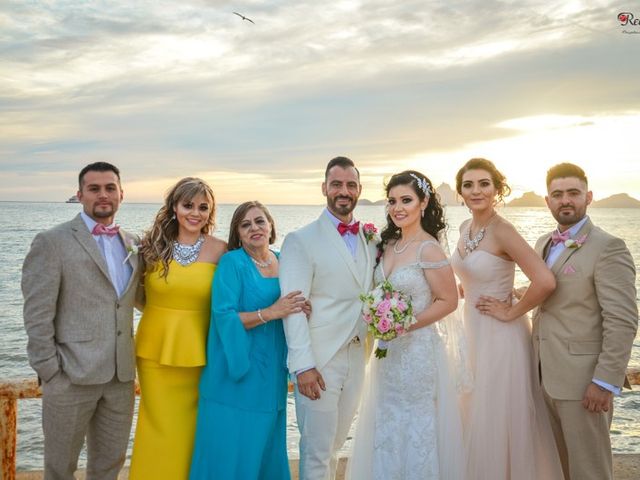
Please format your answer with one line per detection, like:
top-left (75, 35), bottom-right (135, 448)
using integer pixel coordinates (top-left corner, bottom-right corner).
top-left (1, 1), bottom-right (638, 202)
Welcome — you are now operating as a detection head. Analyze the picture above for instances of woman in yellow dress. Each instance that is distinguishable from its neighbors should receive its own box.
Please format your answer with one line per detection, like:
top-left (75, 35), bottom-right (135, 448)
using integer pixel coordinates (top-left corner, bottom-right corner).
top-left (129, 177), bottom-right (227, 480)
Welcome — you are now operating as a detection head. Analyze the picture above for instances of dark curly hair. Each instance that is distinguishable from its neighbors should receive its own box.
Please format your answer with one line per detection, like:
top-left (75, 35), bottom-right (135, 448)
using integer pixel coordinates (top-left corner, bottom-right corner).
top-left (455, 158), bottom-right (511, 205)
top-left (377, 170), bottom-right (446, 265)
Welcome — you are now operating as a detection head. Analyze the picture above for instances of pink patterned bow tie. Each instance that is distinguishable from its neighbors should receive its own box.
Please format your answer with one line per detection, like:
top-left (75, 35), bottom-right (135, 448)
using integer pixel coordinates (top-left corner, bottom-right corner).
top-left (92, 223), bottom-right (120, 237)
top-left (337, 221), bottom-right (360, 236)
top-left (551, 229), bottom-right (571, 246)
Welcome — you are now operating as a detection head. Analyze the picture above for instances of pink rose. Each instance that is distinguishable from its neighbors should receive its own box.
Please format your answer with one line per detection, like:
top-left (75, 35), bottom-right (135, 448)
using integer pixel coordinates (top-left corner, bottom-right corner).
top-left (377, 317), bottom-right (391, 333)
top-left (376, 299), bottom-right (391, 317)
top-left (363, 222), bottom-right (377, 233)
top-left (363, 223), bottom-right (378, 242)
top-left (397, 300), bottom-right (407, 312)
top-left (395, 324), bottom-right (405, 335)
top-left (363, 313), bottom-right (373, 324)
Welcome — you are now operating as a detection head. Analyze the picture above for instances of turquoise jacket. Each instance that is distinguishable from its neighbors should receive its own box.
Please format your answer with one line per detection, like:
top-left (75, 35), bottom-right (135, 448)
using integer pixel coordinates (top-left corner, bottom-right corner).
top-left (198, 248), bottom-right (288, 412)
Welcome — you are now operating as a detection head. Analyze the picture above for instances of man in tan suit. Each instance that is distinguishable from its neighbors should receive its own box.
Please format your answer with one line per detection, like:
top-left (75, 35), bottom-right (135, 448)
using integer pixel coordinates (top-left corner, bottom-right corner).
top-left (22, 162), bottom-right (141, 480)
top-left (532, 162), bottom-right (638, 480)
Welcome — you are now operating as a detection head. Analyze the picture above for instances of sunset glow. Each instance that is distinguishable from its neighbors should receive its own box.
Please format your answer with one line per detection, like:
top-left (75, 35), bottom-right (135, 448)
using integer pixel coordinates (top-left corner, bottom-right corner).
top-left (1, 1), bottom-right (638, 204)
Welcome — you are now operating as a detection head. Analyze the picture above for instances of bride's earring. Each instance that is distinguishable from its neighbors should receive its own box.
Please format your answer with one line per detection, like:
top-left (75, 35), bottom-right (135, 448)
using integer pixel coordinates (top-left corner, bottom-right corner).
top-left (421, 209), bottom-right (425, 218)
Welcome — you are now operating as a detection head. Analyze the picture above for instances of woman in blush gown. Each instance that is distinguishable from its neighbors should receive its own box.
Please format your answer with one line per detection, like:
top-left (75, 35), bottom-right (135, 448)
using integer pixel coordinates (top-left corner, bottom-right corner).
top-left (348, 170), bottom-right (468, 480)
top-left (451, 158), bottom-right (564, 480)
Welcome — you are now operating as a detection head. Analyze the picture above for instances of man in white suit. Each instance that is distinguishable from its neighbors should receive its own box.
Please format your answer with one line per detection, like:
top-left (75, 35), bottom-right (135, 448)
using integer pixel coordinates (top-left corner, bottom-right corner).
top-left (280, 156), bottom-right (377, 480)
top-left (22, 162), bottom-right (141, 480)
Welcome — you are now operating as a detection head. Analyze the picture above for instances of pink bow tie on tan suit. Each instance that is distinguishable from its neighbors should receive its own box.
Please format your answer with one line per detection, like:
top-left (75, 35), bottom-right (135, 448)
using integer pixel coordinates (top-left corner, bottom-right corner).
top-left (550, 230), bottom-right (571, 246)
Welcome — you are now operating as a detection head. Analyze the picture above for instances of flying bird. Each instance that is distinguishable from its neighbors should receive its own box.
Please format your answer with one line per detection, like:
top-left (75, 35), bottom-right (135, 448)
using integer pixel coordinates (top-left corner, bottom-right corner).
top-left (233, 12), bottom-right (255, 24)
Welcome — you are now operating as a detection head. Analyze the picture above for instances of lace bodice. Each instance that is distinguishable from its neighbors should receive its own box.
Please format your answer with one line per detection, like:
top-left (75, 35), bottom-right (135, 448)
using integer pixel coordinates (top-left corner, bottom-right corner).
top-left (375, 240), bottom-right (450, 314)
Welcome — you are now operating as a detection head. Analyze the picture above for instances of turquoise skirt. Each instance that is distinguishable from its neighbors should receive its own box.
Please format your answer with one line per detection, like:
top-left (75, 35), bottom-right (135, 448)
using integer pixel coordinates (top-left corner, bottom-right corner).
top-left (189, 399), bottom-right (290, 480)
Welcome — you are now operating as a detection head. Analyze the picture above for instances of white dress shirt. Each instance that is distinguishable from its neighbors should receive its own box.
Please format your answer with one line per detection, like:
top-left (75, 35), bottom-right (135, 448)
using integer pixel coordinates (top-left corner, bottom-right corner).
top-left (81, 212), bottom-right (133, 298)
top-left (545, 216), bottom-right (589, 268)
top-left (324, 208), bottom-right (359, 258)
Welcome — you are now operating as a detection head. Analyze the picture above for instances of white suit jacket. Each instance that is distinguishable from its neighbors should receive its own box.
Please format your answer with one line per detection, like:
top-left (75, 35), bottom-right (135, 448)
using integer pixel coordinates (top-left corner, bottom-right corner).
top-left (279, 213), bottom-right (377, 373)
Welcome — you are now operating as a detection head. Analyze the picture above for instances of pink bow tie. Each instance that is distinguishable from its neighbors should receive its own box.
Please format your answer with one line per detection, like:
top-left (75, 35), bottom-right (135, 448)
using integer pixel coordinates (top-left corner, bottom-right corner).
top-left (551, 230), bottom-right (571, 246)
top-left (92, 223), bottom-right (120, 237)
top-left (337, 221), bottom-right (360, 236)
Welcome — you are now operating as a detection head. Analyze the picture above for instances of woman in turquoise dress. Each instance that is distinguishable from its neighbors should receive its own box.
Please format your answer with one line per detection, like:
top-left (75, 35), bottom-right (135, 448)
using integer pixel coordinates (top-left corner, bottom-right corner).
top-left (189, 201), bottom-right (308, 480)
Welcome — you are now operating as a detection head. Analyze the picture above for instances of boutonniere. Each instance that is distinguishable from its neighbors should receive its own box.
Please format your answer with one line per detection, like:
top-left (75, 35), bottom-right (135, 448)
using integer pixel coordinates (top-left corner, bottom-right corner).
top-left (362, 223), bottom-right (379, 243)
top-left (565, 234), bottom-right (587, 249)
top-left (123, 240), bottom-right (140, 264)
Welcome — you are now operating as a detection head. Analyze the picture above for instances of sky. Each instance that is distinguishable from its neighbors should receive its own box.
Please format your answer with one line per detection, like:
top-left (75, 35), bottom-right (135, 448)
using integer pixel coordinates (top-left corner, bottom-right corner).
top-left (1, 0), bottom-right (639, 204)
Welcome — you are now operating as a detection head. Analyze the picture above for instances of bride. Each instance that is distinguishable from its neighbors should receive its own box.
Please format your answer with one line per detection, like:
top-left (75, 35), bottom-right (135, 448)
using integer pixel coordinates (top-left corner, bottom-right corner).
top-left (348, 170), bottom-right (468, 480)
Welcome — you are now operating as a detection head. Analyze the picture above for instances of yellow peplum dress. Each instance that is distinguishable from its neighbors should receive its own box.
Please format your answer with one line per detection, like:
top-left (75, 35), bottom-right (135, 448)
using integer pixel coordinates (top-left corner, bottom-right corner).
top-left (129, 261), bottom-right (216, 480)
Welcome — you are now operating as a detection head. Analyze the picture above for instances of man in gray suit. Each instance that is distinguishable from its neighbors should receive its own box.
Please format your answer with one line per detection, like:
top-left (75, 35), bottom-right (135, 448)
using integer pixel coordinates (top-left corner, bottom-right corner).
top-left (22, 162), bottom-right (142, 480)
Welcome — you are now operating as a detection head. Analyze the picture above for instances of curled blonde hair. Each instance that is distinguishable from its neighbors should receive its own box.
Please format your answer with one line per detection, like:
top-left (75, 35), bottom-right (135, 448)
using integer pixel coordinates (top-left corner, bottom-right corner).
top-left (140, 177), bottom-right (216, 278)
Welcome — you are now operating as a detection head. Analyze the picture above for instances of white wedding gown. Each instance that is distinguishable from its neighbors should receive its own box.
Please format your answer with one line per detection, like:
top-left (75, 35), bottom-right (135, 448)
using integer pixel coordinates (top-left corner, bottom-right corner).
top-left (348, 241), bottom-right (467, 480)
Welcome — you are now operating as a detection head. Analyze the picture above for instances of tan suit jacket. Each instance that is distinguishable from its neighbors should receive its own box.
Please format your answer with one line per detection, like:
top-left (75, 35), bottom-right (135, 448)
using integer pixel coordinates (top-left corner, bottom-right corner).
top-left (22, 214), bottom-right (141, 385)
top-left (532, 218), bottom-right (638, 400)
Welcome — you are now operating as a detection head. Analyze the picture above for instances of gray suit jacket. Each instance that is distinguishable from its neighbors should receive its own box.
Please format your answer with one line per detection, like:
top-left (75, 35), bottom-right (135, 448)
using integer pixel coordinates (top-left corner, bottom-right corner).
top-left (532, 218), bottom-right (638, 400)
top-left (22, 214), bottom-right (141, 385)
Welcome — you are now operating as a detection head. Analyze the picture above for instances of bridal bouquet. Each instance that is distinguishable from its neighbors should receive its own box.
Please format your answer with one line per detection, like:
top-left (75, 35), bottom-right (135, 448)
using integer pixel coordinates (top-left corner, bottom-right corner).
top-left (360, 280), bottom-right (416, 359)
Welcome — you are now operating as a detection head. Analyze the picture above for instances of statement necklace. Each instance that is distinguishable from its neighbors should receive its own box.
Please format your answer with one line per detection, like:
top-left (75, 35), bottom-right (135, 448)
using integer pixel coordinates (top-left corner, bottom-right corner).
top-left (173, 235), bottom-right (204, 266)
top-left (393, 233), bottom-right (419, 254)
top-left (464, 212), bottom-right (497, 255)
top-left (250, 253), bottom-right (273, 268)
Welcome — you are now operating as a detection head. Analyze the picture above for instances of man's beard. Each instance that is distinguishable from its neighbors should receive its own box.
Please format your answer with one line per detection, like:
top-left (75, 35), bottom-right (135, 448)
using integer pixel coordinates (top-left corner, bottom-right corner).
top-left (92, 204), bottom-right (115, 218)
top-left (553, 206), bottom-right (584, 226)
top-left (328, 195), bottom-right (356, 216)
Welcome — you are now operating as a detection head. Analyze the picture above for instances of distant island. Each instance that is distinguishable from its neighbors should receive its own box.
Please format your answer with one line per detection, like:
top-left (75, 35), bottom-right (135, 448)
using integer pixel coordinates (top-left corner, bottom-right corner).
top-left (506, 191), bottom-right (640, 208)
top-left (592, 193), bottom-right (640, 208)
top-left (358, 198), bottom-right (386, 206)
top-left (435, 183), bottom-right (461, 206)
top-left (506, 191), bottom-right (547, 207)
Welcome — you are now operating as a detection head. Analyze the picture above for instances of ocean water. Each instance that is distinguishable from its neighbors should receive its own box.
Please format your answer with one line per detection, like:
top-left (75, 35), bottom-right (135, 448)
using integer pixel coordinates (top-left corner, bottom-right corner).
top-left (1, 202), bottom-right (639, 471)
